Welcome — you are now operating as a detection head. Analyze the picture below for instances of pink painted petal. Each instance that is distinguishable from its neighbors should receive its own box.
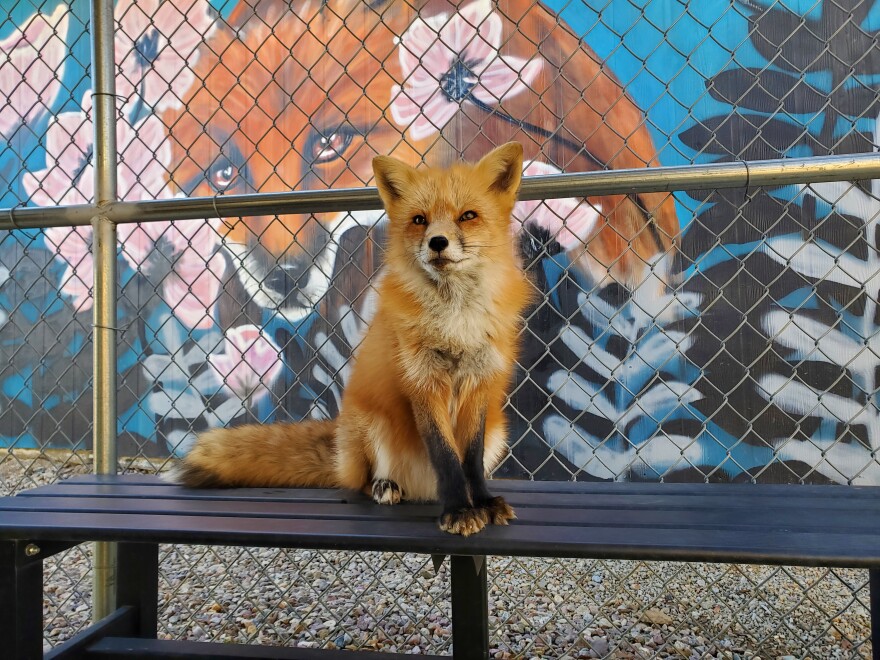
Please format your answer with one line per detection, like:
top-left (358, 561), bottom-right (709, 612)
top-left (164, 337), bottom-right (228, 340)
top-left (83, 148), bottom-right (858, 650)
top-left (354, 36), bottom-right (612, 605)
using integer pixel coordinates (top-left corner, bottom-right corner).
top-left (46, 110), bottom-right (93, 171)
top-left (163, 250), bottom-right (225, 329)
top-left (0, 6), bottom-right (69, 135)
top-left (556, 203), bottom-right (601, 249)
top-left (512, 199), bottom-right (540, 227)
top-left (390, 88), bottom-right (427, 126)
top-left (447, 22), bottom-right (497, 66)
top-left (409, 92), bottom-right (460, 140)
top-left (207, 353), bottom-right (237, 391)
top-left (208, 325), bottom-right (282, 401)
top-left (118, 115), bottom-right (172, 200)
top-left (115, 0), bottom-right (215, 111)
top-left (414, 40), bottom-right (458, 80)
top-left (448, 0), bottom-right (497, 52)
top-left (45, 226), bottom-right (94, 312)
top-left (517, 198), bottom-right (601, 250)
top-left (163, 275), bottom-right (215, 329)
top-left (118, 224), bottom-right (159, 270)
top-left (397, 17), bottom-right (438, 69)
top-left (45, 225), bottom-right (92, 263)
top-left (473, 57), bottom-right (542, 103)
top-left (390, 80), bottom-right (439, 122)
top-left (162, 219), bottom-right (221, 255)
top-left (22, 168), bottom-right (93, 206)
top-left (58, 262), bottom-right (94, 313)
top-left (391, 84), bottom-right (458, 141)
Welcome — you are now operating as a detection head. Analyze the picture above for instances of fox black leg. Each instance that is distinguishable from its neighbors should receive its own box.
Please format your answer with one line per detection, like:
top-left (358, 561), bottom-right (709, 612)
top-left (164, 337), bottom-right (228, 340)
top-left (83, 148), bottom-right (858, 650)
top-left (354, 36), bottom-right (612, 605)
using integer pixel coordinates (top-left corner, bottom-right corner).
top-left (419, 416), bottom-right (488, 536)
top-left (462, 413), bottom-right (516, 526)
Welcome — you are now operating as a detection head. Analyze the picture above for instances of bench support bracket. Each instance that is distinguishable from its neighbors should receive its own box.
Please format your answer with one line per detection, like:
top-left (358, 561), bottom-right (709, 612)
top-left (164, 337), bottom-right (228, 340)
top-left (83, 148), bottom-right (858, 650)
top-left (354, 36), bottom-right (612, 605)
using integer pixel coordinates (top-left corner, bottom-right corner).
top-left (451, 554), bottom-right (489, 660)
top-left (117, 541), bottom-right (160, 637)
top-left (1, 540), bottom-right (44, 660)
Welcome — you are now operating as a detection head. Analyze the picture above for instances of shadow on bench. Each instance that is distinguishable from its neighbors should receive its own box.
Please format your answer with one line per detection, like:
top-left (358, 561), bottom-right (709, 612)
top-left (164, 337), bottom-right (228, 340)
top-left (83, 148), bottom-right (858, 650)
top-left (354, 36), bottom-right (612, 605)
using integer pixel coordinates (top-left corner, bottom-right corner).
top-left (1, 474), bottom-right (878, 659)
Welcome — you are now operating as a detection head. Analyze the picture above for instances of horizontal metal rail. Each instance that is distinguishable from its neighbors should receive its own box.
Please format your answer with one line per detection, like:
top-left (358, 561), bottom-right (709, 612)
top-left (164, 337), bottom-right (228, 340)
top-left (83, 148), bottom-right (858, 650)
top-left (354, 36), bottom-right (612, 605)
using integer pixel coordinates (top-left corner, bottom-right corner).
top-left (2, 152), bottom-right (879, 230)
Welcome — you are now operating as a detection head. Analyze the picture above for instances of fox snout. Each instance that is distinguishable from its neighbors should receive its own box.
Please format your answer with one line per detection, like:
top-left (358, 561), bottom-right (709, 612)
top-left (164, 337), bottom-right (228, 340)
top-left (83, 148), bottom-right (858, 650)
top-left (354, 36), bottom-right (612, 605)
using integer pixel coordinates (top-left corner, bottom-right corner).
top-left (264, 261), bottom-right (310, 296)
top-left (428, 236), bottom-right (449, 252)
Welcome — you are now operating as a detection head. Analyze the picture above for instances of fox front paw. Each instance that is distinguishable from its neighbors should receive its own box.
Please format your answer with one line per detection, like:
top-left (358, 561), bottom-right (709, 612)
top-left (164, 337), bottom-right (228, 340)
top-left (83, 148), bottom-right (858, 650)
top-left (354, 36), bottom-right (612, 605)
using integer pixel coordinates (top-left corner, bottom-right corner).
top-left (476, 496), bottom-right (516, 525)
top-left (438, 507), bottom-right (489, 536)
top-left (371, 478), bottom-right (402, 505)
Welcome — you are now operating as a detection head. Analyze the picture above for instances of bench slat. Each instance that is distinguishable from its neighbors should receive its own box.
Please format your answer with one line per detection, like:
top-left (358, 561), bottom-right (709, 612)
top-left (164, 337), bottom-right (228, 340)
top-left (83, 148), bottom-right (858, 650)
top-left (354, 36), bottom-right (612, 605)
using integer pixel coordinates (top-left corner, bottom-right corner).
top-left (1, 508), bottom-right (879, 567)
top-left (60, 473), bottom-right (880, 499)
top-left (20, 482), bottom-right (880, 514)
top-left (4, 495), bottom-right (878, 535)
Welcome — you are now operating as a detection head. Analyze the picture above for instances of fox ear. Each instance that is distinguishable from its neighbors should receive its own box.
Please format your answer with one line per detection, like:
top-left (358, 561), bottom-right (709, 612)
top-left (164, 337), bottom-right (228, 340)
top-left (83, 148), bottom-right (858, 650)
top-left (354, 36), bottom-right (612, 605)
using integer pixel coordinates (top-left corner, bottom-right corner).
top-left (477, 142), bottom-right (524, 197)
top-left (372, 156), bottom-right (416, 206)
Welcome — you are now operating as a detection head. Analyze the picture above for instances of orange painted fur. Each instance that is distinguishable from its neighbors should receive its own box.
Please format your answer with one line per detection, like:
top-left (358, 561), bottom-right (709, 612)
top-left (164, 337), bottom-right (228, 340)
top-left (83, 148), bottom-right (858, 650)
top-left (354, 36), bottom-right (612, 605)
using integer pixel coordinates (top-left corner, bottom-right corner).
top-left (176, 143), bottom-right (533, 536)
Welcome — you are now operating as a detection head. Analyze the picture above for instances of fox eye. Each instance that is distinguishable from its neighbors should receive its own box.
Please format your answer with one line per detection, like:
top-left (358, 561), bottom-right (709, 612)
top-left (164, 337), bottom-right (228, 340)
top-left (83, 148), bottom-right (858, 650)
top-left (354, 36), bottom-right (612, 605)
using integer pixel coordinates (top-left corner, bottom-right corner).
top-left (208, 156), bottom-right (239, 192)
top-left (412, 215), bottom-right (427, 225)
top-left (309, 128), bottom-right (353, 164)
top-left (459, 210), bottom-right (478, 222)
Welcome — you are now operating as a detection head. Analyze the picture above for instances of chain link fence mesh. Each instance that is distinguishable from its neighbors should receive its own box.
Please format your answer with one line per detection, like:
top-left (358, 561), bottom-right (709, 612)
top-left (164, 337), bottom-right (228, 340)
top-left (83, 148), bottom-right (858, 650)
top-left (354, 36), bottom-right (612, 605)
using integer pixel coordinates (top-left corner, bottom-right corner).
top-left (0, 0), bottom-right (878, 656)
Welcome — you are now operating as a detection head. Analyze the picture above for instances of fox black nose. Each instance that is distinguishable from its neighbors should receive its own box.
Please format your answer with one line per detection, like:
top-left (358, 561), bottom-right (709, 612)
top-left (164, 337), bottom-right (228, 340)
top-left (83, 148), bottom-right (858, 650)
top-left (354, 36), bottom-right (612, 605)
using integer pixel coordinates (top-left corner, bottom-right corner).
top-left (428, 236), bottom-right (449, 252)
top-left (265, 261), bottom-right (309, 293)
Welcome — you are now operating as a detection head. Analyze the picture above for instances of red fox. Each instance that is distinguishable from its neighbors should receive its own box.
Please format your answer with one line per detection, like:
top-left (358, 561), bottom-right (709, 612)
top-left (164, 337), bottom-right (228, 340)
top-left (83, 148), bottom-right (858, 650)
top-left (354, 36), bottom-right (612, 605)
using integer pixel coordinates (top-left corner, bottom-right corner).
top-left (175, 143), bottom-right (533, 536)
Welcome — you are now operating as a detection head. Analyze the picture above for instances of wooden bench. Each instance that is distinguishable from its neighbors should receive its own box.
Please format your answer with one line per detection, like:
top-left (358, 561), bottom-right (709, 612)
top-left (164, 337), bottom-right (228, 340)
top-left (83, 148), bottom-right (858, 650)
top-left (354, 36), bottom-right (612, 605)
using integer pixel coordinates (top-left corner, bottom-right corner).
top-left (1, 474), bottom-right (878, 659)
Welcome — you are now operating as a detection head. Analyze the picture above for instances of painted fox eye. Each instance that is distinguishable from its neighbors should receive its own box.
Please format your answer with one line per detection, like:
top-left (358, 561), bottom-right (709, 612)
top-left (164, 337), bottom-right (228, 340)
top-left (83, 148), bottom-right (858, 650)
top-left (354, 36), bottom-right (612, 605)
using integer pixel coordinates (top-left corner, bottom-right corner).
top-left (208, 156), bottom-right (238, 192)
top-left (413, 215), bottom-right (427, 225)
top-left (310, 128), bottom-right (353, 164)
top-left (459, 210), bottom-right (478, 222)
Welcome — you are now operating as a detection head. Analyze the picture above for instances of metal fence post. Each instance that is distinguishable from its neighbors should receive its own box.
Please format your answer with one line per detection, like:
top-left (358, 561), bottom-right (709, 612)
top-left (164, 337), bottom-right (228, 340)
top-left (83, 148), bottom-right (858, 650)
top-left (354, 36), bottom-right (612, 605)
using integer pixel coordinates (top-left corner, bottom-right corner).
top-left (90, 0), bottom-right (118, 623)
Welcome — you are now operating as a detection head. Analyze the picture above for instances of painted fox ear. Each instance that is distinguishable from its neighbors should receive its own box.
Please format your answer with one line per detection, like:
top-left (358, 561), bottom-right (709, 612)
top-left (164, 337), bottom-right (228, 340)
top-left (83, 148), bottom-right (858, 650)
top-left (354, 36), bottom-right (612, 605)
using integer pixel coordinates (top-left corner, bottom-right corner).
top-left (372, 156), bottom-right (417, 205)
top-left (477, 142), bottom-right (524, 197)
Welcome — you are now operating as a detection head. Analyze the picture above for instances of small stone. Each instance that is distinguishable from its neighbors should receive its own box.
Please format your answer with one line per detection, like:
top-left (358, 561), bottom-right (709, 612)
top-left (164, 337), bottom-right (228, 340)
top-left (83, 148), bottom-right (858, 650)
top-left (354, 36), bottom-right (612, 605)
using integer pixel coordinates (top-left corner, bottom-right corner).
top-left (640, 608), bottom-right (674, 626)
top-left (589, 638), bottom-right (609, 656)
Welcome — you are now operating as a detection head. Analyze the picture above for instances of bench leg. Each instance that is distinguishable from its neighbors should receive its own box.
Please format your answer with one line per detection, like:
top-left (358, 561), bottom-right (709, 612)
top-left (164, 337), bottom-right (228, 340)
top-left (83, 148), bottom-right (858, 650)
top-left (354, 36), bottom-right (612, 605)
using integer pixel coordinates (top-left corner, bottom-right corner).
top-left (871, 569), bottom-right (879, 660)
top-left (116, 541), bottom-right (159, 637)
top-left (0, 540), bottom-right (44, 660)
top-left (451, 555), bottom-right (489, 660)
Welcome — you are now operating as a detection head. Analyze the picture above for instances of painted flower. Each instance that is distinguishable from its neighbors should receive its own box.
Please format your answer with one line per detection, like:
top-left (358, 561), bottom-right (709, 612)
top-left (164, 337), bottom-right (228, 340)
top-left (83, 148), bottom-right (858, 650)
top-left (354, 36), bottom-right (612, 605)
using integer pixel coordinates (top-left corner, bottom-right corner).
top-left (208, 325), bottom-right (283, 402)
top-left (44, 225), bottom-right (93, 313)
top-left (24, 95), bottom-right (225, 325)
top-left (158, 218), bottom-right (226, 330)
top-left (114, 0), bottom-right (215, 112)
top-left (513, 161), bottom-right (602, 250)
top-left (390, 0), bottom-right (542, 141)
top-left (0, 5), bottom-right (69, 136)
top-left (22, 94), bottom-right (171, 206)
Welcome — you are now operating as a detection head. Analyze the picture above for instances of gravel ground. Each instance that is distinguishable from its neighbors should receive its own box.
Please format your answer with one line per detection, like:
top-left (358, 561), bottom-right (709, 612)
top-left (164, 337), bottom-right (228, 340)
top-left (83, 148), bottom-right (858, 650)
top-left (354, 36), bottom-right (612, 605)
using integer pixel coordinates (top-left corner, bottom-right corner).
top-left (2, 452), bottom-right (873, 659)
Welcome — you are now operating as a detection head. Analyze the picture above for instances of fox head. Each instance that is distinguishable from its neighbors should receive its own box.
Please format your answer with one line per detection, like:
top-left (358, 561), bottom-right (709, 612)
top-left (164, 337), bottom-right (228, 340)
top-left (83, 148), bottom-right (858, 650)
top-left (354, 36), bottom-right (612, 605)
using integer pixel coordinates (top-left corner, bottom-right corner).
top-left (373, 142), bottom-right (524, 285)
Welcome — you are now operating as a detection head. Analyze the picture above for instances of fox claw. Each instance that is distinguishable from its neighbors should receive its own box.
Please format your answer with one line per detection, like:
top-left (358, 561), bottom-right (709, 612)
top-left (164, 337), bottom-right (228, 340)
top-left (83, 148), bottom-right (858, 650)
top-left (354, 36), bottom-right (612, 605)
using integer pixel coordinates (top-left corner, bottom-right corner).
top-left (371, 478), bottom-right (402, 505)
top-left (439, 507), bottom-right (489, 536)
top-left (477, 496), bottom-right (516, 525)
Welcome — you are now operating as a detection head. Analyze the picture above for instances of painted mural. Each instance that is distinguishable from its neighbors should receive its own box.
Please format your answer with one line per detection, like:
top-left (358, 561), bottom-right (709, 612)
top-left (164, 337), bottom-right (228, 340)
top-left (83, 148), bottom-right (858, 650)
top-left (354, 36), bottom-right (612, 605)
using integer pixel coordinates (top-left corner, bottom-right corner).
top-left (0, 0), bottom-right (878, 484)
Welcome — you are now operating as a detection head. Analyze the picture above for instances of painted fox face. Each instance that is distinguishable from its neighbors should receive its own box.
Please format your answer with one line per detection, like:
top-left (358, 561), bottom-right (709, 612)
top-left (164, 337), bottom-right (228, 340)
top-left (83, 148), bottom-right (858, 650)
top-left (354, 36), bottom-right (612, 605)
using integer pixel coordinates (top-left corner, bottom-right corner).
top-left (164, 0), bottom-right (678, 320)
top-left (164, 1), bottom-right (418, 320)
top-left (373, 142), bottom-right (524, 283)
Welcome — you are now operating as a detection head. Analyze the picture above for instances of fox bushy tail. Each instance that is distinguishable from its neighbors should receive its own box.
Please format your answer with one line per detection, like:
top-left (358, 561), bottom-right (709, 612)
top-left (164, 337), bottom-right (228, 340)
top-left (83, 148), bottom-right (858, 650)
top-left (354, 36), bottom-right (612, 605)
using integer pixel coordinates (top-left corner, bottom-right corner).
top-left (173, 420), bottom-right (338, 488)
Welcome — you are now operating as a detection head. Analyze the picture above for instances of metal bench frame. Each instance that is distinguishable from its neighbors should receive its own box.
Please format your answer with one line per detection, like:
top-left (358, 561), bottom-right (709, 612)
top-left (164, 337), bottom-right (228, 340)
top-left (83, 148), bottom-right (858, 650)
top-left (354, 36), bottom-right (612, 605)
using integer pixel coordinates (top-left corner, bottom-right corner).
top-left (2, 474), bottom-right (879, 659)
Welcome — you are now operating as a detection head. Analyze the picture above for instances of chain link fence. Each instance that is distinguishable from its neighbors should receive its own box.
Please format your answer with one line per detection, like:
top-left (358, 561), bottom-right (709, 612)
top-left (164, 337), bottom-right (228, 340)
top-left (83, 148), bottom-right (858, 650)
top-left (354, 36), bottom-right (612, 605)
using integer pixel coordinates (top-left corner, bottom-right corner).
top-left (0, 0), bottom-right (878, 656)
